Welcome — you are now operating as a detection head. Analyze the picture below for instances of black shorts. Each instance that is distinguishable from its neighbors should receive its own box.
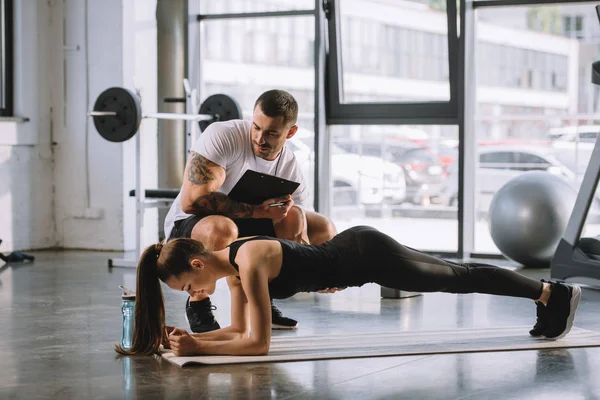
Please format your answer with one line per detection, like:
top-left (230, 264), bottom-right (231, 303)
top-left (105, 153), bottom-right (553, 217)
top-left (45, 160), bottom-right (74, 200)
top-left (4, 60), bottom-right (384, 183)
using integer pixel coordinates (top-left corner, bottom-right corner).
top-left (168, 214), bottom-right (276, 241)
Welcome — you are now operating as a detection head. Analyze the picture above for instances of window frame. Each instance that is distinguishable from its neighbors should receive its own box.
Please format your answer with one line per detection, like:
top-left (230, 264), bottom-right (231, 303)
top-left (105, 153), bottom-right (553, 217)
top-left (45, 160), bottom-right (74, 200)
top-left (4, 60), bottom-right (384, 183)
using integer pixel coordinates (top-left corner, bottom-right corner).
top-left (324, 0), bottom-right (460, 125)
top-left (0, 0), bottom-right (13, 117)
top-left (472, 0), bottom-right (594, 6)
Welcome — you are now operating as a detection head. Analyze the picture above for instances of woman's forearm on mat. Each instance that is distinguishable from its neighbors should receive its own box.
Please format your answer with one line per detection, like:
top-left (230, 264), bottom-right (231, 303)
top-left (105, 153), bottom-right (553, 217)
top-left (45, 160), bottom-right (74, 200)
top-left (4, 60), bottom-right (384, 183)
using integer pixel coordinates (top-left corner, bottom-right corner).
top-left (190, 325), bottom-right (247, 341)
top-left (192, 337), bottom-right (269, 356)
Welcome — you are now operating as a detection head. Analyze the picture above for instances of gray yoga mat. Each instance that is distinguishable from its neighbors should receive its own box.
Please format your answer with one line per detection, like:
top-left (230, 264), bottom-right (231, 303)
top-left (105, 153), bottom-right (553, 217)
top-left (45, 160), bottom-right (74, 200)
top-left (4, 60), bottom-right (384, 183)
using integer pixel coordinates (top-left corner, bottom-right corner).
top-left (161, 326), bottom-right (600, 367)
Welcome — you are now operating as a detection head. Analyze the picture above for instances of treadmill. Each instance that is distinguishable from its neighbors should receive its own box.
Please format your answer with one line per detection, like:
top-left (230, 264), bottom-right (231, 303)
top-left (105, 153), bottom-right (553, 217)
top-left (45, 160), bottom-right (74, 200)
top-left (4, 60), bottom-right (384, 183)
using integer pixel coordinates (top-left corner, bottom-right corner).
top-left (551, 5), bottom-right (600, 281)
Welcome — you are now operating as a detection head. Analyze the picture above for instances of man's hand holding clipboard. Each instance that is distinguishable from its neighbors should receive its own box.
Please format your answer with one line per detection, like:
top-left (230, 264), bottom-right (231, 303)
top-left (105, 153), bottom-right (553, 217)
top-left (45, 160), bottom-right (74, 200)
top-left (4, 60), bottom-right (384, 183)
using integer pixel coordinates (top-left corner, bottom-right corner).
top-left (253, 194), bottom-right (294, 221)
top-left (227, 170), bottom-right (300, 221)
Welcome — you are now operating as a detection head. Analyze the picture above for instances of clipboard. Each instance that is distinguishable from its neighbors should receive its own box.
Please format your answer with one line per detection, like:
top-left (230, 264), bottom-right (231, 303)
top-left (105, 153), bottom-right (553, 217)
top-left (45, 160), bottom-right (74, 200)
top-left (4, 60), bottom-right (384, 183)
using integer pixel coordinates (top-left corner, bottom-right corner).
top-left (228, 170), bottom-right (300, 205)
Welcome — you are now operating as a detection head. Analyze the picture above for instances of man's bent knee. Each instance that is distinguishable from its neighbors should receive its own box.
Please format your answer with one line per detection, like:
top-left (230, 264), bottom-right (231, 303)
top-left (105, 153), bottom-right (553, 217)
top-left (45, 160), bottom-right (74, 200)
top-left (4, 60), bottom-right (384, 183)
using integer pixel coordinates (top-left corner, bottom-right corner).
top-left (306, 211), bottom-right (336, 245)
top-left (273, 206), bottom-right (308, 243)
top-left (191, 215), bottom-right (239, 250)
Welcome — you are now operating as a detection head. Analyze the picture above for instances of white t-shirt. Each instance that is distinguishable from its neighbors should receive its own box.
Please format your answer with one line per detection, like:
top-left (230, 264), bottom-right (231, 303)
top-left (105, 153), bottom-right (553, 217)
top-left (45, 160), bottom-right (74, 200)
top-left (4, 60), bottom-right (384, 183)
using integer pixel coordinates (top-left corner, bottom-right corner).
top-left (164, 119), bottom-right (310, 239)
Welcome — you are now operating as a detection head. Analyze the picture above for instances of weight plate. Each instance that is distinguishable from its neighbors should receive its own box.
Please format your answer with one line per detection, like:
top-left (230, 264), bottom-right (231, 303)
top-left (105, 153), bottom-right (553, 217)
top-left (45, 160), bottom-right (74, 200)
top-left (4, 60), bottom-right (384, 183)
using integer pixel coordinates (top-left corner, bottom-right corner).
top-left (92, 87), bottom-right (142, 142)
top-left (198, 94), bottom-right (243, 132)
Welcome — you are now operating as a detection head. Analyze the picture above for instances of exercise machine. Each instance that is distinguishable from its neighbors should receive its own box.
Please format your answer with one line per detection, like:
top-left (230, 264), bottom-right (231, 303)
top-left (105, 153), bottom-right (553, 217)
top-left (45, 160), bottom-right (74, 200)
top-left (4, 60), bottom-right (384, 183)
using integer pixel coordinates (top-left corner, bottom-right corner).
top-left (550, 5), bottom-right (600, 282)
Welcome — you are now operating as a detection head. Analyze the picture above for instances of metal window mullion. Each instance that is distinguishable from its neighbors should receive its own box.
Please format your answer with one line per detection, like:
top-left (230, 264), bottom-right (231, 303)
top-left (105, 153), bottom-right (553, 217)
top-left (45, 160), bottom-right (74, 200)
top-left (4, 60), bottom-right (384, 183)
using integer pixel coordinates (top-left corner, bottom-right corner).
top-left (325, 101), bottom-right (459, 125)
top-left (0, 0), bottom-right (11, 116)
top-left (0, 0), bottom-right (5, 110)
top-left (472, 0), bottom-right (597, 8)
top-left (314, 0), bottom-right (329, 216)
top-left (459, 0), bottom-right (477, 258)
top-left (447, 0), bottom-right (459, 114)
top-left (4, 0), bottom-right (12, 117)
top-left (197, 9), bottom-right (316, 21)
top-left (325, 0), bottom-right (343, 121)
top-left (327, 115), bottom-right (459, 125)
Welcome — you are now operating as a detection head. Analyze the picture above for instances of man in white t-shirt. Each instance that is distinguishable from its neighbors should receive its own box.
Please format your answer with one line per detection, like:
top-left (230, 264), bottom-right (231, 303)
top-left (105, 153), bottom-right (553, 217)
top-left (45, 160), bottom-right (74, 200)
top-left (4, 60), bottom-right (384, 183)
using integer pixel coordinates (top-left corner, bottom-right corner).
top-left (164, 89), bottom-right (337, 333)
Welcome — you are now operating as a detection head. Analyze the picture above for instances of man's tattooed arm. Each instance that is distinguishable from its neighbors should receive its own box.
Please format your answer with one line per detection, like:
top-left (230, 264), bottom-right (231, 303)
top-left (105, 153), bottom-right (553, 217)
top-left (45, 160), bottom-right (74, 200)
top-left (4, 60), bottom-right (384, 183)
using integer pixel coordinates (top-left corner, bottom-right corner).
top-left (186, 152), bottom-right (255, 218)
top-left (191, 192), bottom-right (254, 218)
top-left (188, 152), bottom-right (217, 185)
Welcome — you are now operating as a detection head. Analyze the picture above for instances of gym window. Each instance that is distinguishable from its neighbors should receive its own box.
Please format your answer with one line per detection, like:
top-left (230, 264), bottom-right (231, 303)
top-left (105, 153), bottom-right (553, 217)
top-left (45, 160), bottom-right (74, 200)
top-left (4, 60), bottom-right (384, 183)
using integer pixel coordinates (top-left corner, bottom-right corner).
top-left (324, 0), bottom-right (460, 125)
top-left (0, 0), bottom-right (13, 117)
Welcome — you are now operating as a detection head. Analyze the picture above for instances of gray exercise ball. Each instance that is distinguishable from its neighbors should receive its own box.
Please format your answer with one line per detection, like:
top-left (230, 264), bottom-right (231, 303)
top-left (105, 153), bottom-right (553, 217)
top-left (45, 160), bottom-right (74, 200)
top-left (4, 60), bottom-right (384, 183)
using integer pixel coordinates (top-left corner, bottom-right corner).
top-left (488, 171), bottom-right (577, 268)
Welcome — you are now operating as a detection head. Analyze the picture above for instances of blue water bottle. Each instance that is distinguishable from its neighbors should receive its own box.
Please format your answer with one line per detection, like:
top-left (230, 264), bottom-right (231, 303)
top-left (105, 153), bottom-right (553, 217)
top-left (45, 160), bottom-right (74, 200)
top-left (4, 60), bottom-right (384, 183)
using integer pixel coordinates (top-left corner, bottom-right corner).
top-left (120, 286), bottom-right (136, 350)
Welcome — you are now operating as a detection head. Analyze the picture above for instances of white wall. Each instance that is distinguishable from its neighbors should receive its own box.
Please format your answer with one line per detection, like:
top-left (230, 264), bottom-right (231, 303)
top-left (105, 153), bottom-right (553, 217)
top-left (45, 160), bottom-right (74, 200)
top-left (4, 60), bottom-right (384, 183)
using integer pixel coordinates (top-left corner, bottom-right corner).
top-left (0, 0), bottom-right (56, 252)
top-left (55, 0), bottom-right (158, 251)
top-left (53, 0), bottom-right (125, 250)
top-left (0, 0), bottom-right (158, 252)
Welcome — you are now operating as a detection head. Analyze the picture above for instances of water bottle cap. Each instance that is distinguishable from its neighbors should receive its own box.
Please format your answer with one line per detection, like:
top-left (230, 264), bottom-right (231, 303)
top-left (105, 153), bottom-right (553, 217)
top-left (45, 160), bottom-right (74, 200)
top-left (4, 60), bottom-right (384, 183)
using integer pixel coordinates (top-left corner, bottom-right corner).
top-left (119, 285), bottom-right (136, 301)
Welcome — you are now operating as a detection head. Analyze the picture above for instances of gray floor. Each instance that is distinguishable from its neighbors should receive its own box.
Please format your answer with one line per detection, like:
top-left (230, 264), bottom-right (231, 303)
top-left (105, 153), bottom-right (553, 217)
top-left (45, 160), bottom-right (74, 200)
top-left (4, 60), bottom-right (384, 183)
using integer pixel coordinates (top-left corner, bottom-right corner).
top-left (2, 251), bottom-right (600, 400)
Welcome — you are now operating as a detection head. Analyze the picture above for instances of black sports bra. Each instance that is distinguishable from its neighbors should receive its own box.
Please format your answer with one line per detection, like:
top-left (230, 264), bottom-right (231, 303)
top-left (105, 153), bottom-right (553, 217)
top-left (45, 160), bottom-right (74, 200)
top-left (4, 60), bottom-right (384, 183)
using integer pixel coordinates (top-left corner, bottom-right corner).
top-left (223, 227), bottom-right (372, 299)
top-left (227, 236), bottom-right (278, 274)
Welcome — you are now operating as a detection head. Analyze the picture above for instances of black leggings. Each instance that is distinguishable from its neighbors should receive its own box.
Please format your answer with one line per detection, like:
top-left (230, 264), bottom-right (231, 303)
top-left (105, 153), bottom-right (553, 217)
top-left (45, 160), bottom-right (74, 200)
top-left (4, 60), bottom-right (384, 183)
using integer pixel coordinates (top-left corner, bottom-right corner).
top-left (353, 227), bottom-right (543, 300)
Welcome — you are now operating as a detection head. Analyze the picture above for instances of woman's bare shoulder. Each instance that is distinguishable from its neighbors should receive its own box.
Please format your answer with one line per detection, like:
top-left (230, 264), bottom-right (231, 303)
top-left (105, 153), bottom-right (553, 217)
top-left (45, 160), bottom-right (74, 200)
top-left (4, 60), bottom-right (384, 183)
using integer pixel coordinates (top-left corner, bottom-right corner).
top-left (235, 239), bottom-right (282, 276)
top-left (236, 239), bottom-right (280, 259)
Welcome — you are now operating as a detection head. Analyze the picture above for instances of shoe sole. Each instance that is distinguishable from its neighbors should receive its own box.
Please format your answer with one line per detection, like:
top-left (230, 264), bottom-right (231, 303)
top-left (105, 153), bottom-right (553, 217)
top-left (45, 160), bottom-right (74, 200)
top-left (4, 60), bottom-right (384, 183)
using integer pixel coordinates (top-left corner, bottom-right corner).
top-left (529, 327), bottom-right (545, 337)
top-left (546, 285), bottom-right (581, 341)
top-left (185, 296), bottom-right (221, 334)
top-left (272, 323), bottom-right (298, 330)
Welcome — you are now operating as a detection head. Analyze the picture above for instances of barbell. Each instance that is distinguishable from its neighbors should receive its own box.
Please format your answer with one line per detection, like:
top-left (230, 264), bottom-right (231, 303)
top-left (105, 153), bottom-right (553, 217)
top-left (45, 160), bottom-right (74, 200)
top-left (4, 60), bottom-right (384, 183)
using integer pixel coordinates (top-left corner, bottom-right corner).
top-left (88, 87), bottom-right (243, 143)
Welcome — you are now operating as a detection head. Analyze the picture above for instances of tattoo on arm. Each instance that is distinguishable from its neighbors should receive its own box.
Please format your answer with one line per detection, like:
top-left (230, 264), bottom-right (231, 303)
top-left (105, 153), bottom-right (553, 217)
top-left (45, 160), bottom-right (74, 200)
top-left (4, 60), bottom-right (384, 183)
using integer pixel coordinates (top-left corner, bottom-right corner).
top-left (192, 192), bottom-right (254, 218)
top-left (188, 153), bottom-right (216, 185)
top-left (186, 153), bottom-right (254, 217)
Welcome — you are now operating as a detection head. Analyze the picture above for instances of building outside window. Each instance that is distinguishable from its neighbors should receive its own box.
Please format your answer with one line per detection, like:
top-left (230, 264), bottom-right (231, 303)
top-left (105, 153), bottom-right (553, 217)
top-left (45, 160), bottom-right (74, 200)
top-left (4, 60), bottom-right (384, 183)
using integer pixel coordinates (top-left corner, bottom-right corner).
top-left (197, 0), bottom-right (600, 254)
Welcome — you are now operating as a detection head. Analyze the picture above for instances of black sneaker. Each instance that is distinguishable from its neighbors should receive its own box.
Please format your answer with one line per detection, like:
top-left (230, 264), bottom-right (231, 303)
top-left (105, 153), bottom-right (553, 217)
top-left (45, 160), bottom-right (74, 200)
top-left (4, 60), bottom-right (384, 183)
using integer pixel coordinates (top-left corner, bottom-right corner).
top-left (185, 297), bottom-right (221, 333)
top-left (530, 302), bottom-right (548, 337)
top-left (543, 282), bottom-right (581, 340)
top-left (271, 301), bottom-right (298, 330)
top-left (529, 279), bottom-right (550, 337)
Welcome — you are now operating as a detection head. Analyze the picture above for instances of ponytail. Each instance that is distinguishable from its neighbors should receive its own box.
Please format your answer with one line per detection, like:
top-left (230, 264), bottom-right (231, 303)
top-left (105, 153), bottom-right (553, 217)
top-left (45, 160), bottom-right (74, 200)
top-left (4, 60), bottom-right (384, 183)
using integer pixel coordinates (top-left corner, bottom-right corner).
top-left (114, 238), bottom-right (207, 355)
top-left (115, 243), bottom-right (166, 355)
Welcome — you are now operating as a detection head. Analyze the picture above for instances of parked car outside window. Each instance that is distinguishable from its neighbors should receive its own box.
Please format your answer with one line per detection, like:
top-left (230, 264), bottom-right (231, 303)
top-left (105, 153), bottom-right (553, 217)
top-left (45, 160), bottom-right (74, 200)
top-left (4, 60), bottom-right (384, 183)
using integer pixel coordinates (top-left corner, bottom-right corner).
top-left (287, 131), bottom-right (407, 209)
top-left (439, 144), bottom-right (579, 216)
top-left (547, 125), bottom-right (600, 143)
top-left (334, 138), bottom-right (447, 205)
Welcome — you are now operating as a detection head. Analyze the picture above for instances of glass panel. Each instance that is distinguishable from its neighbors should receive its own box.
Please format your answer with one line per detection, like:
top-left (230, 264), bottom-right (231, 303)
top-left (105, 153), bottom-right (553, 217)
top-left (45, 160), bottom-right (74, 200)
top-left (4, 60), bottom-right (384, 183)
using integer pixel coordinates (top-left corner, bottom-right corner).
top-left (200, 16), bottom-right (316, 208)
top-left (199, 0), bottom-right (314, 14)
top-left (337, 0), bottom-right (451, 103)
top-left (200, 17), bottom-right (315, 130)
top-left (327, 125), bottom-right (459, 252)
top-left (474, 3), bottom-right (600, 254)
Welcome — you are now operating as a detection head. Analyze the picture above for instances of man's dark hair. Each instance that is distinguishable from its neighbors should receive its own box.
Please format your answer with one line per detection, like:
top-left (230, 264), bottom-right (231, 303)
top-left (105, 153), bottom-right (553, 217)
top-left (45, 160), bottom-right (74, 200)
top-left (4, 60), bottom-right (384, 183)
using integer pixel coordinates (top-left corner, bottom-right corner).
top-left (254, 90), bottom-right (298, 126)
